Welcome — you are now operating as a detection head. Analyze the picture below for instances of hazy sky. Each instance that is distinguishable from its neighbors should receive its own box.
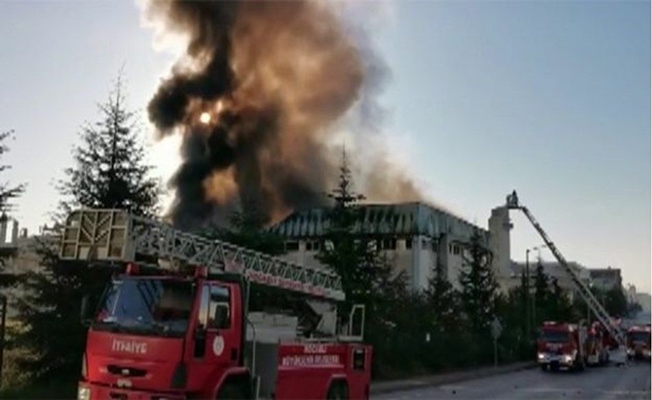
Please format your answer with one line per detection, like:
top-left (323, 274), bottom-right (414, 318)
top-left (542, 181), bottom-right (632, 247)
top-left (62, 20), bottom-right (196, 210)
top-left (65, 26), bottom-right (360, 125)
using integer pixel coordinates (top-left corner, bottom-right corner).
top-left (1, 1), bottom-right (650, 292)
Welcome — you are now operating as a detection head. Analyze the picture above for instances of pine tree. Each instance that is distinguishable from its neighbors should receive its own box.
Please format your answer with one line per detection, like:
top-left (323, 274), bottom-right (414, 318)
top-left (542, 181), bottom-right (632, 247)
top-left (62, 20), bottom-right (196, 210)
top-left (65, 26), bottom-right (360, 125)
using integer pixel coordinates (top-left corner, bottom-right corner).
top-left (549, 277), bottom-right (574, 321)
top-left (533, 260), bottom-right (549, 307)
top-left (458, 228), bottom-right (499, 335)
top-left (316, 150), bottom-right (380, 316)
top-left (532, 259), bottom-right (553, 326)
top-left (57, 74), bottom-right (159, 217)
top-left (498, 286), bottom-right (532, 361)
top-left (603, 286), bottom-right (628, 318)
top-left (315, 151), bottom-right (408, 375)
top-left (0, 130), bottom-right (25, 288)
top-left (517, 271), bottom-right (531, 338)
top-left (419, 262), bottom-right (465, 370)
top-left (424, 262), bottom-right (460, 333)
top-left (0, 130), bottom-right (25, 216)
top-left (14, 73), bottom-right (161, 384)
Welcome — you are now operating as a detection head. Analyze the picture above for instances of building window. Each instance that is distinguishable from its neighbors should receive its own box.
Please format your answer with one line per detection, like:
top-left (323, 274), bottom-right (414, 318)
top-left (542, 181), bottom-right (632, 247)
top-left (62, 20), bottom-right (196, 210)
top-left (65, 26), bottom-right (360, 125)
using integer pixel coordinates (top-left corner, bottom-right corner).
top-left (405, 238), bottom-right (412, 250)
top-left (285, 241), bottom-right (299, 251)
top-left (305, 241), bottom-right (321, 251)
top-left (380, 238), bottom-right (396, 250)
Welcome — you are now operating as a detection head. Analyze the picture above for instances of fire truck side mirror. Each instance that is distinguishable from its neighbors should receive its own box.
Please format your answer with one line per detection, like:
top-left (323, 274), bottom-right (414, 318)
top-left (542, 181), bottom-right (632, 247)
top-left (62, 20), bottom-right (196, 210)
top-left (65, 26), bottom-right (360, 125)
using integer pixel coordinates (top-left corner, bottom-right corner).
top-left (80, 295), bottom-right (92, 327)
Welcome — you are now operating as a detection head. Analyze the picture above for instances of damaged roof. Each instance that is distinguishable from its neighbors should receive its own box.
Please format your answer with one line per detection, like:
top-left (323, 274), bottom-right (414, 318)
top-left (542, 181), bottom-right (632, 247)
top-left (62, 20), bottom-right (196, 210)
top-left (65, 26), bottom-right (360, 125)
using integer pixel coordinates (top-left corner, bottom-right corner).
top-left (267, 202), bottom-right (487, 240)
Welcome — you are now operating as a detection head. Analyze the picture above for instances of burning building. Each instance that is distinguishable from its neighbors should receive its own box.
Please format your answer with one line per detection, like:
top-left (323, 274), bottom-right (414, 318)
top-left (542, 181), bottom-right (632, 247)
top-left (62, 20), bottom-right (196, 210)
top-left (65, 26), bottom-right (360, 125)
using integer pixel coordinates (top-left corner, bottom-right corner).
top-left (266, 202), bottom-right (516, 292)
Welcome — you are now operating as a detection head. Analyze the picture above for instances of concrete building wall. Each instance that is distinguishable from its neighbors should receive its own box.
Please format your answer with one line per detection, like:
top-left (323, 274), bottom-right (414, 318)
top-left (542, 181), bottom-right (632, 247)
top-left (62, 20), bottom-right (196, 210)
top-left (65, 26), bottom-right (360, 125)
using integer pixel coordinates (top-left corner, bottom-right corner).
top-left (626, 284), bottom-right (637, 304)
top-left (440, 234), bottom-right (467, 291)
top-left (635, 293), bottom-right (651, 313)
top-left (589, 268), bottom-right (622, 291)
top-left (505, 261), bottom-right (592, 301)
top-left (269, 202), bottom-right (503, 293)
top-left (488, 206), bottom-right (512, 286)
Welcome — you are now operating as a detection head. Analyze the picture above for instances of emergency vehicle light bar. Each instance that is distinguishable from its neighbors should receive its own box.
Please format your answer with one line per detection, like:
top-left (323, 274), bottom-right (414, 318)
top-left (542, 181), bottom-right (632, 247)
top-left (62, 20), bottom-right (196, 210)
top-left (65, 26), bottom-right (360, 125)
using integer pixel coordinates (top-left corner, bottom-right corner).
top-left (59, 208), bottom-right (345, 301)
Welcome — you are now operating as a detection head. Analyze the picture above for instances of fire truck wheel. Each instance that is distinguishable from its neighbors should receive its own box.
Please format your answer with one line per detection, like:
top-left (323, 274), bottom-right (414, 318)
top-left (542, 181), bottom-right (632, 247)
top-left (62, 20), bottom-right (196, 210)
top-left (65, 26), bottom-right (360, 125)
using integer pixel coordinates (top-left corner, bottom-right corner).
top-left (216, 382), bottom-right (246, 400)
top-left (326, 381), bottom-right (349, 400)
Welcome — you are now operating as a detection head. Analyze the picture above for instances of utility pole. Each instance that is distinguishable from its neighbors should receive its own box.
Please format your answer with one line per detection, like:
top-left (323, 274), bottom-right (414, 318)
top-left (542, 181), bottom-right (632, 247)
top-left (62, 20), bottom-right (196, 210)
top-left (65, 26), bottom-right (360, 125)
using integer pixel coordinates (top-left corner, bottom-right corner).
top-left (525, 249), bottom-right (531, 339)
top-left (0, 294), bottom-right (6, 388)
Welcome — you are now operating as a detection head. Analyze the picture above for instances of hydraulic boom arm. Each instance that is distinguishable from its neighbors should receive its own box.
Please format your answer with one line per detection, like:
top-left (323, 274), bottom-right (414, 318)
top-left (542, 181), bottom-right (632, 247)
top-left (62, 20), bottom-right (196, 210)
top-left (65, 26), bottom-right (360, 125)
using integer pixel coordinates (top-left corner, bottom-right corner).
top-left (59, 208), bottom-right (345, 301)
top-left (506, 191), bottom-right (626, 347)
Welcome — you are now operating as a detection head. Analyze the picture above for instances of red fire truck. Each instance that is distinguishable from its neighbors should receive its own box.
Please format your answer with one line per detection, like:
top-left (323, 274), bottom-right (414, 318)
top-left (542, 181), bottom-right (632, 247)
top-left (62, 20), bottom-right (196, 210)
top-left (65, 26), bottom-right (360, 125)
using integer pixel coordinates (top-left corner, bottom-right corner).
top-left (506, 191), bottom-right (628, 369)
top-left (537, 321), bottom-right (588, 372)
top-left (60, 209), bottom-right (372, 400)
top-left (584, 322), bottom-right (609, 367)
top-left (626, 324), bottom-right (651, 361)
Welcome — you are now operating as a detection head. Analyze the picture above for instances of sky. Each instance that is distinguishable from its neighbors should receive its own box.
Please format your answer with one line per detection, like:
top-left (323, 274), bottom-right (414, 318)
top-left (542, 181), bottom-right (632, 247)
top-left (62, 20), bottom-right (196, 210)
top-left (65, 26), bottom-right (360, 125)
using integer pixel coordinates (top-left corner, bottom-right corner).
top-left (0, 0), bottom-right (649, 292)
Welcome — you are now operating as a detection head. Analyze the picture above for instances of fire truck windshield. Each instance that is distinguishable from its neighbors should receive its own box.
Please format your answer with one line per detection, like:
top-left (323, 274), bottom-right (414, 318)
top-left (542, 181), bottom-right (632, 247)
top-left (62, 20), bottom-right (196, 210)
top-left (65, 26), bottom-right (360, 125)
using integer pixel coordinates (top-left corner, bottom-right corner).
top-left (93, 277), bottom-right (195, 338)
top-left (539, 330), bottom-right (570, 343)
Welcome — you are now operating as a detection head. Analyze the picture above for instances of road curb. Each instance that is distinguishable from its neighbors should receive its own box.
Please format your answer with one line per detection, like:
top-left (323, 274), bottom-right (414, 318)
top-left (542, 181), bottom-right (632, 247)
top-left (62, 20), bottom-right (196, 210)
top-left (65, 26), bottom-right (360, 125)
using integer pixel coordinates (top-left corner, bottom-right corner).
top-left (370, 361), bottom-right (537, 395)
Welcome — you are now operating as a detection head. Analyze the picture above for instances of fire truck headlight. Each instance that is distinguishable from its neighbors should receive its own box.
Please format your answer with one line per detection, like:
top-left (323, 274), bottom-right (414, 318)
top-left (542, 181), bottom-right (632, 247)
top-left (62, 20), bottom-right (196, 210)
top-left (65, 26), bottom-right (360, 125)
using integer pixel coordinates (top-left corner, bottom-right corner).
top-left (562, 354), bottom-right (573, 363)
top-left (537, 353), bottom-right (545, 360)
top-left (77, 386), bottom-right (91, 400)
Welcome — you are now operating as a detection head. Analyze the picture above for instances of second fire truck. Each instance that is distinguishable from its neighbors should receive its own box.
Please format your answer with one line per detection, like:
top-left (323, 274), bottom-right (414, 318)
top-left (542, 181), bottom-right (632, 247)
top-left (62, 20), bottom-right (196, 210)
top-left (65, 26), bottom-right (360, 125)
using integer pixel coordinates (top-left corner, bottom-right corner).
top-left (505, 191), bottom-right (628, 371)
top-left (537, 321), bottom-right (587, 371)
top-left (626, 324), bottom-right (651, 361)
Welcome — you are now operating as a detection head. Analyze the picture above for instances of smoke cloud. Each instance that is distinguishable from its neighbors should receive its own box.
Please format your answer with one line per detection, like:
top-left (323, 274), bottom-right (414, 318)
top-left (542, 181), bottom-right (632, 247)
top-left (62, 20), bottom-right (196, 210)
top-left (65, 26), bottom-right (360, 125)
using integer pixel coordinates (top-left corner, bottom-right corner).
top-left (142, 0), bottom-right (422, 230)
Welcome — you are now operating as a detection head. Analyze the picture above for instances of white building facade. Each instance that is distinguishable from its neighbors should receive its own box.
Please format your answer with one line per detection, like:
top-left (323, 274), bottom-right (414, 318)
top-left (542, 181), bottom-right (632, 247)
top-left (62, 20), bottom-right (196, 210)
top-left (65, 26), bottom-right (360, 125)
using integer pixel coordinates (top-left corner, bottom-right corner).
top-left (503, 260), bottom-right (592, 301)
top-left (589, 267), bottom-right (623, 292)
top-left (268, 202), bottom-right (505, 292)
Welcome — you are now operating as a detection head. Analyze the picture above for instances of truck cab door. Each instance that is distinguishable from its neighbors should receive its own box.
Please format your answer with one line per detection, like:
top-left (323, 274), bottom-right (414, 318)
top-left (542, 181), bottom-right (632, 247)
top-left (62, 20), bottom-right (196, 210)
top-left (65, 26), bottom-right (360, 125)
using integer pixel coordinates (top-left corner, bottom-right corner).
top-left (189, 284), bottom-right (240, 387)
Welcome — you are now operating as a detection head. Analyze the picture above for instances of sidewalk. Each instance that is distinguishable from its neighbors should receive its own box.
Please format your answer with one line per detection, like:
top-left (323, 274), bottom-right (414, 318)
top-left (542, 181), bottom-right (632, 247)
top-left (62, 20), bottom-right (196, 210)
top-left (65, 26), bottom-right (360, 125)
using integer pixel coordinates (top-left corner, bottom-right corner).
top-left (370, 361), bottom-right (536, 395)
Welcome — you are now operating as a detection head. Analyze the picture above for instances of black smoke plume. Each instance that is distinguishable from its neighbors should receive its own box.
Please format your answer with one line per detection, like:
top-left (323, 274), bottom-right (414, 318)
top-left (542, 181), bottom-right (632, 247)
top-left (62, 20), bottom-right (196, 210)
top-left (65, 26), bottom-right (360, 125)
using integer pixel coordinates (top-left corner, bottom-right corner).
top-left (143, 0), bottom-right (422, 230)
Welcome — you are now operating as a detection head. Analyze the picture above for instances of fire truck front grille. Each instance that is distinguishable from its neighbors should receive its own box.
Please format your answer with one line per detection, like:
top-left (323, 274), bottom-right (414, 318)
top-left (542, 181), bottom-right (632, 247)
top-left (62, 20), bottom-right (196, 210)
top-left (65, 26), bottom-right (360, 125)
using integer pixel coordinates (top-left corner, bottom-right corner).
top-left (107, 364), bottom-right (147, 377)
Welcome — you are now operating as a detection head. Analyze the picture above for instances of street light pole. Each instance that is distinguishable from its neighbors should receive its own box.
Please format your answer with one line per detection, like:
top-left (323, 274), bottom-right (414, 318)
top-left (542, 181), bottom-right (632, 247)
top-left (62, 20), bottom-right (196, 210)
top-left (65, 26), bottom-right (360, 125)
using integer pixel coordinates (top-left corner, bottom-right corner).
top-left (0, 294), bottom-right (6, 388)
top-left (525, 249), bottom-right (531, 338)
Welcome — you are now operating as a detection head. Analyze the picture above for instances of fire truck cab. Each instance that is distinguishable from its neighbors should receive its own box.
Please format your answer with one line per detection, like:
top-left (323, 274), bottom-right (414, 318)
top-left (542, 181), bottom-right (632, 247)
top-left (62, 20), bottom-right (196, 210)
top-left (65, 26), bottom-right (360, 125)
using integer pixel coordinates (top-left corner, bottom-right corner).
top-left (537, 321), bottom-right (587, 372)
top-left (78, 266), bottom-right (371, 400)
top-left (626, 324), bottom-right (651, 361)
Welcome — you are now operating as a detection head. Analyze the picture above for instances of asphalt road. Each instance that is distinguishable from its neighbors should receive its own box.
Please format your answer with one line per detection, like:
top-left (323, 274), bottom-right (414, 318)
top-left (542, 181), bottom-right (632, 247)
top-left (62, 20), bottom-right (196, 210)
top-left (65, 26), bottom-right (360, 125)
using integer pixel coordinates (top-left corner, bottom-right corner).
top-left (374, 361), bottom-right (651, 400)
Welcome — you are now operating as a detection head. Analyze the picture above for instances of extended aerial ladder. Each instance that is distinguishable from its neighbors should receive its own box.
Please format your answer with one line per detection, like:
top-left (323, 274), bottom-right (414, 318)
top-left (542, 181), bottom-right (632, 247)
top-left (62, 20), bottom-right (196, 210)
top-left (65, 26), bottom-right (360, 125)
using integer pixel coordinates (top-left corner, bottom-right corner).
top-left (59, 208), bottom-right (345, 302)
top-left (506, 191), bottom-right (627, 349)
